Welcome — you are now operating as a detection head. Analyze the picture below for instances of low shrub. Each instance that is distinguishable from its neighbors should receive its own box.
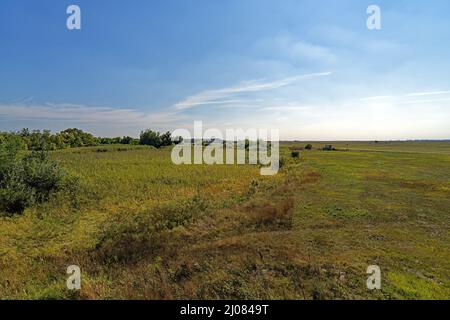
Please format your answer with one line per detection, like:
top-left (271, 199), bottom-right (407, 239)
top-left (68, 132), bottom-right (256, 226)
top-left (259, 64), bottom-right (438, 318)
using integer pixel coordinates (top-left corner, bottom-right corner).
top-left (0, 141), bottom-right (77, 215)
top-left (245, 198), bottom-right (294, 230)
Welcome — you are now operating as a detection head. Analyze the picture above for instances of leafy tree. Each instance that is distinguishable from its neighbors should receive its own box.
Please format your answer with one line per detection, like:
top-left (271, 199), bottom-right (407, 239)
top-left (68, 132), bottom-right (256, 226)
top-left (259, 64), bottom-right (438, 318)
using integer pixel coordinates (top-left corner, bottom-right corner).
top-left (121, 136), bottom-right (133, 144)
top-left (59, 128), bottom-right (97, 148)
top-left (160, 131), bottom-right (173, 147)
top-left (140, 129), bottom-right (162, 147)
top-left (139, 130), bottom-right (174, 148)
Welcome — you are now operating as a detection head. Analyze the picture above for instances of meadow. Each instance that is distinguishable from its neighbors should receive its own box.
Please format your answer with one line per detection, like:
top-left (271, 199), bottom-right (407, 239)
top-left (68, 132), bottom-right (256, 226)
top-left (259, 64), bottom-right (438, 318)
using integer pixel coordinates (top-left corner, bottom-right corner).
top-left (0, 141), bottom-right (449, 299)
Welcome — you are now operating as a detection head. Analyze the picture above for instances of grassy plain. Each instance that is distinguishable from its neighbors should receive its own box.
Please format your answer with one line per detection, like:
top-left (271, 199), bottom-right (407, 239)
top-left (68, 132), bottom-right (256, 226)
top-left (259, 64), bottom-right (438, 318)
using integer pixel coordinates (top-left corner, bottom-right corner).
top-left (0, 141), bottom-right (449, 299)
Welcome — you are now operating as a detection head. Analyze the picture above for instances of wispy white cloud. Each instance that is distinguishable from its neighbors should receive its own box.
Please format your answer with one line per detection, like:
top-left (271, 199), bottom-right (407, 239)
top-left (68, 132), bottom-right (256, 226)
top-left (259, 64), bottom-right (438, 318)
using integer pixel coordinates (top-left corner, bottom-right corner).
top-left (253, 35), bottom-right (337, 66)
top-left (262, 105), bottom-right (310, 111)
top-left (358, 90), bottom-right (450, 103)
top-left (397, 98), bottom-right (450, 105)
top-left (174, 72), bottom-right (331, 110)
top-left (181, 99), bottom-right (263, 108)
top-left (358, 95), bottom-right (392, 101)
top-left (404, 90), bottom-right (450, 97)
top-left (284, 40), bottom-right (337, 65)
top-left (0, 103), bottom-right (182, 127)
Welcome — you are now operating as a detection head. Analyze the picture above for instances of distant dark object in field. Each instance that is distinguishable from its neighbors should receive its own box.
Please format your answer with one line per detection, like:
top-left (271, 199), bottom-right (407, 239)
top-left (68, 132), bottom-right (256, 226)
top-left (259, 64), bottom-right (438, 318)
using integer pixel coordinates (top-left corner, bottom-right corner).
top-left (93, 146), bottom-right (148, 153)
top-left (322, 145), bottom-right (337, 151)
top-left (291, 151), bottom-right (300, 158)
top-left (305, 144), bottom-right (313, 150)
top-left (202, 138), bottom-right (216, 147)
top-left (173, 136), bottom-right (183, 145)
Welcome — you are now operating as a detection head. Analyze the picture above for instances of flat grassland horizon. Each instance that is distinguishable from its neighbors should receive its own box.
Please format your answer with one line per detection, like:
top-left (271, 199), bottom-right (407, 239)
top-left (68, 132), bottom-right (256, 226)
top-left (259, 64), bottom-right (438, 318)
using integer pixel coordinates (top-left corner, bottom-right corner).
top-left (0, 140), bottom-right (449, 299)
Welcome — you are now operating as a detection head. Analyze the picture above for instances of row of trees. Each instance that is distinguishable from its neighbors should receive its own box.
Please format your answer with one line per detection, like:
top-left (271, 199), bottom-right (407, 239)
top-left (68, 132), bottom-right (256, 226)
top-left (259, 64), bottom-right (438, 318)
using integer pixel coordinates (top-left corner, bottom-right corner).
top-left (0, 128), bottom-right (182, 215)
top-left (0, 128), bottom-right (181, 151)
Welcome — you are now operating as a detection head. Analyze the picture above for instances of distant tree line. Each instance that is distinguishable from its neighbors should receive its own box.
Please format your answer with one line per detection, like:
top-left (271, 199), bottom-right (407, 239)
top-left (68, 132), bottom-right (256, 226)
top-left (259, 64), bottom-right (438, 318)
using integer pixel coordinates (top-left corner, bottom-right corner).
top-left (0, 128), bottom-right (182, 151)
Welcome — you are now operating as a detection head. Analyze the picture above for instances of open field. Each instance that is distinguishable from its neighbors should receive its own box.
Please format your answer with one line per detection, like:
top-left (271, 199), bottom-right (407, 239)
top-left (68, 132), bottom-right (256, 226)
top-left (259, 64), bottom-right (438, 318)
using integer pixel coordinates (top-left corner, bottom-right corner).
top-left (286, 141), bottom-right (450, 154)
top-left (0, 141), bottom-right (449, 299)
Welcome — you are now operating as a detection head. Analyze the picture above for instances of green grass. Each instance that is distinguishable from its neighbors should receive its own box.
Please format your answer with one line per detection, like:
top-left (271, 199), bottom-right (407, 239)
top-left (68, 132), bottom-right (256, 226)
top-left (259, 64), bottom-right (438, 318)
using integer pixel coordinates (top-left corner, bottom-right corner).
top-left (0, 142), bottom-right (449, 299)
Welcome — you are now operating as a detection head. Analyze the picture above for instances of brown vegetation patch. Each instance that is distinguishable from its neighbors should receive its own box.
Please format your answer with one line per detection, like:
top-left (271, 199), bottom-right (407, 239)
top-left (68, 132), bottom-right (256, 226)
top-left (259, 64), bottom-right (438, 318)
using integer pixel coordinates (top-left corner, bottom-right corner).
top-left (302, 172), bottom-right (322, 184)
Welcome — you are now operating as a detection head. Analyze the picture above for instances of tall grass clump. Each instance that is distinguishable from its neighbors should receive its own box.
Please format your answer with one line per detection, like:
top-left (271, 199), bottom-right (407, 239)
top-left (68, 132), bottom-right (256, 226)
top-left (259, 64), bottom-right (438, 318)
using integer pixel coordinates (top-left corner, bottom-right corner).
top-left (94, 194), bottom-right (211, 264)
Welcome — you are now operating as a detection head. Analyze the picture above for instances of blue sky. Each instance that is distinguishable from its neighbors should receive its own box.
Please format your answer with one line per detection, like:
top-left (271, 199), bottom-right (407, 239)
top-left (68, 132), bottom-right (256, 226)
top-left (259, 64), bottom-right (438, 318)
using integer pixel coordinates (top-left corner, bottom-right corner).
top-left (1, 0), bottom-right (449, 139)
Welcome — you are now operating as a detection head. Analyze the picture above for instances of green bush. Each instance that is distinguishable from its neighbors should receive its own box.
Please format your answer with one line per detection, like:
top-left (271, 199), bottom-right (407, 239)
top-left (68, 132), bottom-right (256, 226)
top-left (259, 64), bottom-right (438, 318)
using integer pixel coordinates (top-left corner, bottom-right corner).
top-left (139, 129), bottom-right (173, 148)
top-left (305, 144), bottom-right (313, 150)
top-left (0, 165), bottom-right (34, 213)
top-left (22, 151), bottom-right (65, 202)
top-left (0, 141), bottom-right (76, 215)
top-left (291, 151), bottom-right (300, 158)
